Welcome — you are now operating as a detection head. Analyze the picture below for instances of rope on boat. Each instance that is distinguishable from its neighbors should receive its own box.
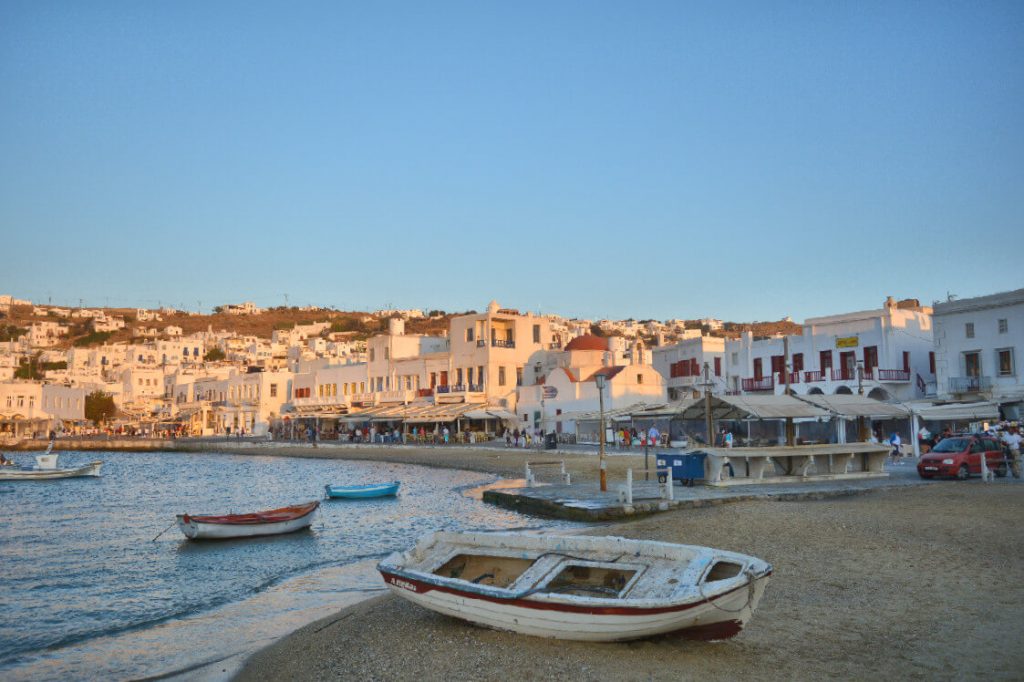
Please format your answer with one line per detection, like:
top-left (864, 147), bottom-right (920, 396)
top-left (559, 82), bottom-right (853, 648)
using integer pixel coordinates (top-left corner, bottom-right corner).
top-left (698, 567), bottom-right (758, 614)
top-left (151, 520), bottom-right (177, 542)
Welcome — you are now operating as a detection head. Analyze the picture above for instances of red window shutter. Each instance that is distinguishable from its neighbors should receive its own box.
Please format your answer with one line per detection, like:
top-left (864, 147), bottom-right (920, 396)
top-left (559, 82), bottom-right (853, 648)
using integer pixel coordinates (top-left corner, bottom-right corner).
top-left (929, 352), bottom-right (935, 374)
top-left (714, 357), bottom-right (721, 376)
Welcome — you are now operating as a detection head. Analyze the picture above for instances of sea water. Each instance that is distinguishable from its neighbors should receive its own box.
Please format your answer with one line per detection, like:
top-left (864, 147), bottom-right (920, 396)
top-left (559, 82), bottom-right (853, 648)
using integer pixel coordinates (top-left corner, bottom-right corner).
top-left (0, 450), bottom-right (575, 680)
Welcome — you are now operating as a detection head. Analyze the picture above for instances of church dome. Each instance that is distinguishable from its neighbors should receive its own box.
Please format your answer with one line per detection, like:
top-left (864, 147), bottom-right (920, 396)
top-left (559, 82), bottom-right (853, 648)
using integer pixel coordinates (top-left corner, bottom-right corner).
top-left (565, 334), bottom-right (608, 352)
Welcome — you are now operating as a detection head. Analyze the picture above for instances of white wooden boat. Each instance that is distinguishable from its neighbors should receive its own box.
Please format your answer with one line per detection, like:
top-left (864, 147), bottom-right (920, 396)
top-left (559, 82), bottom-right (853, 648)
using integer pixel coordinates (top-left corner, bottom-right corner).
top-left (176, 500), bottom-right (319, 540)
top-left (0, 451), bottom-right (103, 481)
top-left (378, 531), bottom-right (772, 642)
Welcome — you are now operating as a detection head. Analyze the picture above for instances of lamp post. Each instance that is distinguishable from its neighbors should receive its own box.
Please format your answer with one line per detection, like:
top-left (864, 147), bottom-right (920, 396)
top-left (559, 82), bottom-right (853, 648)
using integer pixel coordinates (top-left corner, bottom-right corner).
top-left (596, 373), bottom-right (607, 492)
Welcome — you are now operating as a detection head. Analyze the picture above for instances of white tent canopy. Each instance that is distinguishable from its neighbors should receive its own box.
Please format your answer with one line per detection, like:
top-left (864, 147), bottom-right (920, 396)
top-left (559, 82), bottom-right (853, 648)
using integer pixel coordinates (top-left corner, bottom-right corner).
top-left (907, 401), bottom-right (1001, 421)
top-left (798, 394), bottom-right (911, 419)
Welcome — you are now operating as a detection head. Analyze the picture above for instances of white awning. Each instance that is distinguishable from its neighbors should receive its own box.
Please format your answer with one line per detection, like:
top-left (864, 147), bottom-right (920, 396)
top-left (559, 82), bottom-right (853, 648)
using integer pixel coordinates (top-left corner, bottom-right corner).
top-left (798, 394), bottom-right (911, 419)
top-left (908, 401), bottom-right (1001, 421)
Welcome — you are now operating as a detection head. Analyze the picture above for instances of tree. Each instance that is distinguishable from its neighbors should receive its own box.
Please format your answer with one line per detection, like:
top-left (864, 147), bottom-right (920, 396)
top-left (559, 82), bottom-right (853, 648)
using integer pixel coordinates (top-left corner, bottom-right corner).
top-left (204, 347), bottom-right (226, 362)
top-left (85, 390), bottom-right (117, 425)
top-left (589, 323), bottom-right (607, 337)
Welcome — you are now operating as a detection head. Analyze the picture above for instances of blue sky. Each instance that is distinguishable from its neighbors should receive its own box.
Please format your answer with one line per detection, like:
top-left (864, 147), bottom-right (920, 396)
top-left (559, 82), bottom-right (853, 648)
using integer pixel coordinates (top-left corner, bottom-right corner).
top-left (1, 1), bottom-right (1021, 322)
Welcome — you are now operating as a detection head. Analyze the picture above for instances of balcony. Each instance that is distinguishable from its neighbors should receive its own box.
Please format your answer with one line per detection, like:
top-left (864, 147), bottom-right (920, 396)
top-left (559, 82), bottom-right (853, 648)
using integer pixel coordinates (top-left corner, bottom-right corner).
top-left (476, 339), bottom-right (486, 347)
top-left (468, 383), bottom-right (484, 392)
top-left (548, 343), bottom-right (562, 350)
top-left (830, 368), bottom-right (874, 381)
top-left (491, 339), bottom-right (516, 349)
top-left (777, 371), bottom-right (800, 385)
top-left (803, 370), bottom-right (825, 383)
top-left (435, 385), bottom-right (451, 394)
top-left (351, 392), bottom-right (376, 404)
top-left (949, 376), bottom-right (992, 394)
top-left (449, 384), bottom-right (466, 393)
top-left (379, 389), bottom-right (415, 403)
top-left (742, 377), bottom-right (774, 392)
top-left (417, 388), bottom-right (433, 397)
top-left (876, 369), bottom-right (911, 382)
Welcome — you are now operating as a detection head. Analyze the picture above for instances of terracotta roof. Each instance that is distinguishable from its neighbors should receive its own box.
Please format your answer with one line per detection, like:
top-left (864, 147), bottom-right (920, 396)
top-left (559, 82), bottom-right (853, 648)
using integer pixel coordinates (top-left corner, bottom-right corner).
top-left (585, 366), bottom-right (625, 383)
top-left (565, 334), bottom-right (608, 352)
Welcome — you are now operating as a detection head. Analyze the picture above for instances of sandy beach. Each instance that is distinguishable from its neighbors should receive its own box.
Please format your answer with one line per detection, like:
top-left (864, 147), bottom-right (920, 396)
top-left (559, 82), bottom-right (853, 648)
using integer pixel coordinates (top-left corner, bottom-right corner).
top-left (224, 444), bottom-right (1024, 681)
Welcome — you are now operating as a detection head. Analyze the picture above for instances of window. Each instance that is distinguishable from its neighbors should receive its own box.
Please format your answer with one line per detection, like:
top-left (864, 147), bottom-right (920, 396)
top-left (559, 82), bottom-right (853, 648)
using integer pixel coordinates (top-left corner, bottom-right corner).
top-left (637, 373), bottom-right (643, 384)
top-left (478, 366), bottom-right (484, 386)
top-left (731, 352), bottom-right (738, 365)
top-left (997, 349), bottom-right (1015, 376)
top-left (456, 368), bottom-right (463, 385)
top-left (498, 366), bottom-right (507, 386)
top-left (863, 346), bottom-right (878, 371)
top-left (270, 384), bottom-right (277, 397)
top-left (929, 351), bottom-right (935, 374)
top-left (369, 348), bottom-right (375, 361)
top-left (998, 318), bottom-right (1008, 334)
top-left (792, 353), bottom-right (803, 373)
top-left (516, 367), bottom-right (523, 386)
top-left (964, 352), bottom-right (981, 377)
top-left (533, 324), bottom-right (541, 343)
top-left (467, 368), bottom-right (474, 386)
top-left (384, 347), bottom-right (389, 360)
top-left (466, 328), bottom-right (474, 342)
top-left (966, 322), bottom-right (974, 338)
top-left (714, 357), bottom-right (722, 376)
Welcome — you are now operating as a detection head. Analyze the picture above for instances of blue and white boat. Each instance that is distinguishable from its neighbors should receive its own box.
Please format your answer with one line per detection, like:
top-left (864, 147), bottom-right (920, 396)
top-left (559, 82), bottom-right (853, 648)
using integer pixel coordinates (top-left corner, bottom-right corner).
top-left (325, 481), bottom-right (400, 499)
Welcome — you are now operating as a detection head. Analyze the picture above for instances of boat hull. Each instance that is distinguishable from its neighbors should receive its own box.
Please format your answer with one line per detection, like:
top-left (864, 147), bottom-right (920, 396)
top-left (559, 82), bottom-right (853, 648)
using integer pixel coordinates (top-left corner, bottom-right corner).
top-left (176, 502), bottom-right (319, 540)
top-left (380, 569), bottom-right (769, 642)
top-left (325, 482), bottom-right (400, 499)
top-left (0, 461), bottom-right (103, 481)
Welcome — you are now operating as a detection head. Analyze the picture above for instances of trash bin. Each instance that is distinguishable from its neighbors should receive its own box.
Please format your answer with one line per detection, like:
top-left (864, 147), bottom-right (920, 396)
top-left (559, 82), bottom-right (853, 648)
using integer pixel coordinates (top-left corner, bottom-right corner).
top-left (655, 453), bottom-right (706, 486)
top-left (544, 433), bottom-right (558, 450)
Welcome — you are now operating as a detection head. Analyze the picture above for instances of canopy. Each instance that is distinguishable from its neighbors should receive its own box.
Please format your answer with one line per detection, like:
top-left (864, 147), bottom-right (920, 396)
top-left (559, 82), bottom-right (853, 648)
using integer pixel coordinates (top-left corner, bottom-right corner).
top-left (462, 408), bottom-right (519, 422)
top-left (907, 400), bottom-right (1000, 421)
top-left (553, 403), bottom-right (666, 422)
top-left (797, 394), bottom-right (910, 419)
top-left (630, 395), bottom-right (828, 421)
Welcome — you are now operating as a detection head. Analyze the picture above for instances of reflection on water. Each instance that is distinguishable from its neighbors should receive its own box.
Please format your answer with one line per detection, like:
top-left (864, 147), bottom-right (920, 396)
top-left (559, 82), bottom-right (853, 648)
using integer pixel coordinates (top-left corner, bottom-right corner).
top-left (0, 450), bottom-right (577, 681)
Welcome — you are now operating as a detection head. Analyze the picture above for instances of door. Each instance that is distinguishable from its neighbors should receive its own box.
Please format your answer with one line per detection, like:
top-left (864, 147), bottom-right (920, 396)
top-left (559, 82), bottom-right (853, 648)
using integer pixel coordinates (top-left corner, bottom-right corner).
top-left (839, 351), bottom-right (856, 380)
top-left (820, 350), bottom-right (833, 372)
top-left (964, 352), bottom-right (981, 377)
top-left (753, 358), bottom-right (763, 381)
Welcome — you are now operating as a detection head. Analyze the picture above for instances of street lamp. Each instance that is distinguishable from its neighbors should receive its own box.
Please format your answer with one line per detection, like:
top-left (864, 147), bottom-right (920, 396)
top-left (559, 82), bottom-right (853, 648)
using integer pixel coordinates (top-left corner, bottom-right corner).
top-left (595, 373), bottom-right (607, 492)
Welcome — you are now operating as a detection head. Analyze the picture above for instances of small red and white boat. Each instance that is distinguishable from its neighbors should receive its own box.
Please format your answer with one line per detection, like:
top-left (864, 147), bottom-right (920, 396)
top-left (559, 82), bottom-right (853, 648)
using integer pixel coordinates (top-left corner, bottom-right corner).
top-left (176, 501), bottom-right (319, 540)
top-left (379, 531), bottom-right (771, 642)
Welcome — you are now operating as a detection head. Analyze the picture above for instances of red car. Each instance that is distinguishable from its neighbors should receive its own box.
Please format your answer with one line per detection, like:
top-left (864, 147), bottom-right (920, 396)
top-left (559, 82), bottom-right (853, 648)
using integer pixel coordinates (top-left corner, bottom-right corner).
top-left (917, 434), bottom-right (1008, 480)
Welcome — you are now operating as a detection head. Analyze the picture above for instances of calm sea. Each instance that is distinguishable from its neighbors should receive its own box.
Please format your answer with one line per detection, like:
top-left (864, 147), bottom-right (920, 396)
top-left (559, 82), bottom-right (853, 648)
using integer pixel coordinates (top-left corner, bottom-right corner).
top-left (0, 449), bottom-right (575, 680)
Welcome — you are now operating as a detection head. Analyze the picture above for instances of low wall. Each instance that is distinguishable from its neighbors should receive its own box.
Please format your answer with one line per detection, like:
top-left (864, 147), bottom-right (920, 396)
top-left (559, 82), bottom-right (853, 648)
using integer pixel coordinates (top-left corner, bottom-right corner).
top-left (7, 438), bottom-right (179, 452)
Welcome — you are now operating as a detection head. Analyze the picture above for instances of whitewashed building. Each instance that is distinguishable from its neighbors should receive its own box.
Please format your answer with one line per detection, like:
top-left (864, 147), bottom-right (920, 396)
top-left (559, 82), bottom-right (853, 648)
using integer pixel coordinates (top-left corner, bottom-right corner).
top-left (932, 288), bottom-right (1024, 416)
top-left (725, 297), bottom-right (935, 402)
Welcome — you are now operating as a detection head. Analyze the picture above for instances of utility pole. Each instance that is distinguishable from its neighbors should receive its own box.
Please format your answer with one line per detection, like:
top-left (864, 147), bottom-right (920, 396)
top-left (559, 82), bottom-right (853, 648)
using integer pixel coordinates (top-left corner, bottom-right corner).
top-left (784, 337), bottom-right (795, 446)
top-left (596, 373), bottom-right (607, 492)
top-left (700, 362), bottom-right (714, 447)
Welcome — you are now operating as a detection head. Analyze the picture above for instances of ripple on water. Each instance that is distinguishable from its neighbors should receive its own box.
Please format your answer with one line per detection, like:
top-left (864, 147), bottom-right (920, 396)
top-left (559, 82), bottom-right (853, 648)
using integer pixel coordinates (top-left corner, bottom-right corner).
top-left (0, 449), bottom-right (578, 680)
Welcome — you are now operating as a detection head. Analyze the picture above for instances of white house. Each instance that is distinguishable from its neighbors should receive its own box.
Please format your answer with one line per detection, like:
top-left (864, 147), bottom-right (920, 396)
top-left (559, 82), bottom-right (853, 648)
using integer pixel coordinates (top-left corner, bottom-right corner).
top-left (652, 335), bottom-right (727, 400)
top-left (932, 288), bottom-right (1024, 417)
top-left (725, 297), bottom-right (935, 402)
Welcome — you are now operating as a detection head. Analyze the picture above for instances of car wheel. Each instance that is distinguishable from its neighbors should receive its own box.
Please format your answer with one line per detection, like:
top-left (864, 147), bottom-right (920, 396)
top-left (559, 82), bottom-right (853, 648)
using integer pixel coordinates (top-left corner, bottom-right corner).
top-left (996, 463), bottom-right (1008, 478)
top-left (956, 464), bottom-right (970, 480)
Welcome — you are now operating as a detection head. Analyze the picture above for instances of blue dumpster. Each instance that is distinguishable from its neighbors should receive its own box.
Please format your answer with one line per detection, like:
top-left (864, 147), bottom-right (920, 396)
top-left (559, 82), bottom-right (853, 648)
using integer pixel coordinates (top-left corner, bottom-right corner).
top-left (655, 453), bottom-right (706, 486)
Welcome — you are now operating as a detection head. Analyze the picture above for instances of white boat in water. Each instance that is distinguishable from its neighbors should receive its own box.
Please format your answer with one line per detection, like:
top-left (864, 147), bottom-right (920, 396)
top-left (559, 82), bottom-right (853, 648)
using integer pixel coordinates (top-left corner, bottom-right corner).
top-left (0, 449), bottom-right (103, 481)
top-left (378, 531), bottom-right (772, 642)
top-left (176, 501), bottom-right (320, 540)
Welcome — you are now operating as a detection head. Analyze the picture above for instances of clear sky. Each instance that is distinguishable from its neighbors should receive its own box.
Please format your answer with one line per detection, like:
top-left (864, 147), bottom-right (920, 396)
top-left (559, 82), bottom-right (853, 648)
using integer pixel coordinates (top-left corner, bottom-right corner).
top-left (1, 1), bottom-right (1021, 322)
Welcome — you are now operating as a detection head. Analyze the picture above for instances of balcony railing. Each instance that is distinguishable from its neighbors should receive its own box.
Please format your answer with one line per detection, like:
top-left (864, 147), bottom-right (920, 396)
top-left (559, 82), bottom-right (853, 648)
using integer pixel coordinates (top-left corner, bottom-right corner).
top-left (449, 384), bottom-right (466, 393)
top-left (803, 370), bottom-right (825, 382)
top-left (777, 371), bottom-right (800, 385)
top-left (830, 368), bottom-right (874, 381)
top-left (476, 339), bottom-right (486, 347)
top-left (491, 339), bottom-right (516, 348)
top-left (351, 392), bottom-right (375, 403)
top-left (468, 383), bottom-right (484, 392)
top-left (742, 377), bottom-right (774, 392)
top-left (435, 385), bottom-right (451, 394)
top-left (548, 343), bottom-right (562, 350)
top-left (949, 376), bottom-right (992, 394)
top-left (876, 369), bottom-right (910, 382)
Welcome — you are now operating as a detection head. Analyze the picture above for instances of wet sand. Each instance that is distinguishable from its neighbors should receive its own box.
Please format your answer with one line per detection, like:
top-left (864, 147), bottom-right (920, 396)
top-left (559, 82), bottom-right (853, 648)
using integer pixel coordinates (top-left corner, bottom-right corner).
top-left (233, 460), bottom-right (1024, 681)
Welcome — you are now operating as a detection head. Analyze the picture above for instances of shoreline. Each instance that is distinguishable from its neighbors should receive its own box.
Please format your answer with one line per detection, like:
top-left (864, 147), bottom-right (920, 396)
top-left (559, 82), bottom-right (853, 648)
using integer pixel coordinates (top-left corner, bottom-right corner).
top-left (233, 480), bottom-right (1024, 681)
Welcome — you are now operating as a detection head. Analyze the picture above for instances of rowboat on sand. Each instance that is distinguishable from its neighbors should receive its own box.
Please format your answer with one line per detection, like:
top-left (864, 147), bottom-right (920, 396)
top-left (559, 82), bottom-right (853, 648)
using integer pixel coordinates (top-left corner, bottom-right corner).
top-left (325, 481), bottom-right (400, 499)
top-left (176, 500), bottom-right (319, 540)
top-left (378, 531), bottom-right (771, 642)
top-left (0, 450), bottom-right (103, 481)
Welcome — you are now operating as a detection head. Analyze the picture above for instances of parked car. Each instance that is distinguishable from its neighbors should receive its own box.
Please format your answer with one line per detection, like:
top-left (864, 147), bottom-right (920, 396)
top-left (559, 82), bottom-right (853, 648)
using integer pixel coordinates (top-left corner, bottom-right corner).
top-left (917, 434), bottom-right (1007, 480)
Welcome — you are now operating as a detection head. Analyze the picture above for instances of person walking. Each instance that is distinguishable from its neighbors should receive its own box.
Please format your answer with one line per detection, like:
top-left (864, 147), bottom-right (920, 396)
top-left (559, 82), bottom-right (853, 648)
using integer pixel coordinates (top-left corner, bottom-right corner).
top-left (888, 432), bottom-right (902, 463)
top-left (442, 425), bottom-right (450, 445)
top-left (1002, 427), bottom-right (1021, 479)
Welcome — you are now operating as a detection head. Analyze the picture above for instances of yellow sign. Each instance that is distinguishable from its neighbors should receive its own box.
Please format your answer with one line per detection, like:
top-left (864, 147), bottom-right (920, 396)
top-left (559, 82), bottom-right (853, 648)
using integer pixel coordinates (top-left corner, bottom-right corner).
top-left (836, 336), bottom-right (859, 349)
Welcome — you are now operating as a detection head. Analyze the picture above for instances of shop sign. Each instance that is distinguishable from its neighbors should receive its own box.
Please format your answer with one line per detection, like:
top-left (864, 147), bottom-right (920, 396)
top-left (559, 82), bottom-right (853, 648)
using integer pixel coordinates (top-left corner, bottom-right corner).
top-left (836, 336), bottom-right (859, 349)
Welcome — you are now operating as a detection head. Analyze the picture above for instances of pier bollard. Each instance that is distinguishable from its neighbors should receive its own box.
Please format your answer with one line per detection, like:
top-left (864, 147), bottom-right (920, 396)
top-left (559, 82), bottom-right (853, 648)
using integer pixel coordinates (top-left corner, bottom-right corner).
top-left (980, 453), bottom-right (992, 483)
top-left (662, 473), bottom-right (674, 501)
top-left (625, 468), bottom-right (633, 505)
top-left (561, 461), bottom-right (571, 485)
top-left (525, 462), bottom-right (534, 488)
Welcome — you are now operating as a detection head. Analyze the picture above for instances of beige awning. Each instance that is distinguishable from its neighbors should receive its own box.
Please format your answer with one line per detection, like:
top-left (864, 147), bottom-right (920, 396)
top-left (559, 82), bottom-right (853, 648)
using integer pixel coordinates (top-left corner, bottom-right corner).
top-left (626, 395), bottom-right (829, 420)
top-left (797, 394), bottom-right (911, 419)
top-left (906, 400), bottom-right (1000, 421)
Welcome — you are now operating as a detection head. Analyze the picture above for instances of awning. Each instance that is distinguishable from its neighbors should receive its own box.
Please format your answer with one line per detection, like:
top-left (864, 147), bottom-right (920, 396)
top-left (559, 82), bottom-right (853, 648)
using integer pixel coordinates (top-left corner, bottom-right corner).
top-left (907, 401), bottom-right (1001, 421)
top-left (463, 408), bottom-right (519, 421)
top-left (797, 394), bottom-right (911, 419)
top-left (628, 395), bottom-right (829, 421)
top-left (553, 403), bottom-right (666, 422)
